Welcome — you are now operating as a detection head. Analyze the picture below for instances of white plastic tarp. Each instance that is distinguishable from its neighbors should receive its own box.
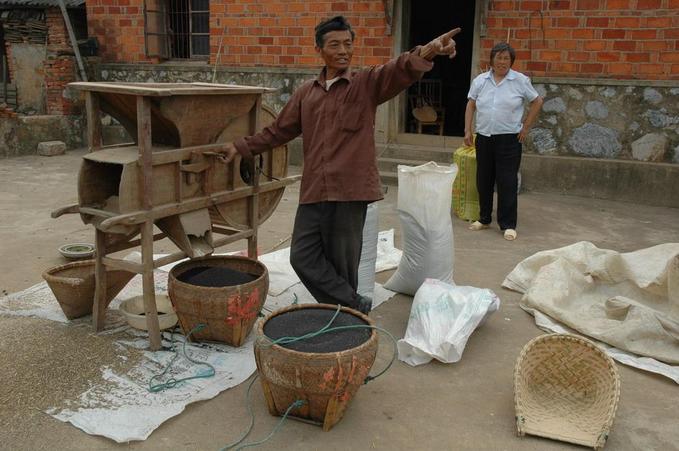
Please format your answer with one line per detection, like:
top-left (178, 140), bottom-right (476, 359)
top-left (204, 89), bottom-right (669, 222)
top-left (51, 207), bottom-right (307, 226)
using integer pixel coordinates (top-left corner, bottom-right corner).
top-left (503, 241), bottom-right (679, 382)
top-left (0, 236), bottom-right (403, 442)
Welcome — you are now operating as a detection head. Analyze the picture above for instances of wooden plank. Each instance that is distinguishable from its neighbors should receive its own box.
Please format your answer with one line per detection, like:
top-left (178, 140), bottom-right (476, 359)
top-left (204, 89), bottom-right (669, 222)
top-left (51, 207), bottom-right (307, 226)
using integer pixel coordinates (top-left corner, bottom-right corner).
top-left (106, 232), bottom-right (167, 254)
top-left (101, 256), bottom-right (144, 274)
top-left (151, 229), bottom-right (253, 269)
top-left (151, 143), bottom-right (226, 165)
top-left (85, 92), bottom-right (102, 151)
top-left (211, 225), bottom-right (240, 236)
top-left (137, 96), bottom-right (153, 210)
top-left (141, 221), bottom-right (162, 351)
top-left (97, 175), bottom-right (300, 231)
top-left (82, 146), bottom-right (139, 164)
top-left (248, 97), bottom-right (261, 258)
top-left (79, 207), bottom-right (118, 218)
top-left (69, 82), bottom-right (273, 97)
top-left (57, 0), bottom-right (88, 81)
top-left (92, 229), bottom-right (108, 332)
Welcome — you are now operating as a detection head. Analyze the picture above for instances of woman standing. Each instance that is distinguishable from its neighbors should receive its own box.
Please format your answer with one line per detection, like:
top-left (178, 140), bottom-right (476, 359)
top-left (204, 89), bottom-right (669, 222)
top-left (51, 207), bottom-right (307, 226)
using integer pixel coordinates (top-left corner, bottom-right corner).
top-left (463, 42), bottom-right (543, 241)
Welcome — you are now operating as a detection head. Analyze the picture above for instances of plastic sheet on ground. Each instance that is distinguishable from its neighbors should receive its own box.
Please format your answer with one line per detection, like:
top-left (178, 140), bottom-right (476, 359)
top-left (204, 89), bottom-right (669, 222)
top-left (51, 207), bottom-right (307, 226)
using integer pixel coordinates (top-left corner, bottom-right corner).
top-left (503, 240), bottom-right (679, 383)
top-left (0, 233), bottom-right (402, 442)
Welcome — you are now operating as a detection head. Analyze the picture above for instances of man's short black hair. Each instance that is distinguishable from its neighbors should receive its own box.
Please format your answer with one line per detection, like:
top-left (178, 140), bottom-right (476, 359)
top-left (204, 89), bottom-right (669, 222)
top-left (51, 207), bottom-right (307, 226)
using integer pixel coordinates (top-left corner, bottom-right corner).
top-left (315, 15), bottom-right (355, 48)
top-left (490, 42), bottom-right (516, 66)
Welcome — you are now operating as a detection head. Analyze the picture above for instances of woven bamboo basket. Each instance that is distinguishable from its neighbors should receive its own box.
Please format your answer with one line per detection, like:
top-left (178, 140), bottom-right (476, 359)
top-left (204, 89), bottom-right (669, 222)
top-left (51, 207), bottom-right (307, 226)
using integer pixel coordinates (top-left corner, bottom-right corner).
top-left (167, 255), bottom-right (269, 346)
top-left (42, 260), bottom-right (135, 320)
top-left (514, 334), bottom-right (620, 450)
top-left (254, 304), bottom-right (378, 431)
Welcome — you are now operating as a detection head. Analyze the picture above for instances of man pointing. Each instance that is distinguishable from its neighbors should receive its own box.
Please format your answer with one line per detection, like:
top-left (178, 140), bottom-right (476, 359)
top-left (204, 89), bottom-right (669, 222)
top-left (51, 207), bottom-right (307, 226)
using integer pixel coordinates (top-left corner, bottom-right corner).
top-left (219, 16), bottom-right (460, 314)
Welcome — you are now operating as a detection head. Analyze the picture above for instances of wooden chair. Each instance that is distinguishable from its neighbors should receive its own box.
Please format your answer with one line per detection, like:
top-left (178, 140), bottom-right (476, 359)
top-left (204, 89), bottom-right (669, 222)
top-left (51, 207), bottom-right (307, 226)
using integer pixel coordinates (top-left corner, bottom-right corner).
top-left (409, 79), bottom-right (445, 135)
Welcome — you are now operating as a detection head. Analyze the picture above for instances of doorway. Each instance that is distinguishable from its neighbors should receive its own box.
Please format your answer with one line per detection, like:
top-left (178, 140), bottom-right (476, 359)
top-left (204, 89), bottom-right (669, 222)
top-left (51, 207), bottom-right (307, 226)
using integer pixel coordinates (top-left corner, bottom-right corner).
top-left (404, 0), bottom-right (476, 137)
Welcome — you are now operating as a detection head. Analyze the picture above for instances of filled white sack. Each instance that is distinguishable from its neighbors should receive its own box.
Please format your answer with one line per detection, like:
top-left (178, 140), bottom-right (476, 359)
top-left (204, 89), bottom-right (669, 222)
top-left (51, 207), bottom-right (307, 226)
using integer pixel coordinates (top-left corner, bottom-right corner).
top-left (398, 279), bottom-right (500, 366)
top-left (357, 202), bottom-right (379, 298)
top-left (384, 162), bottom-right (457, 296)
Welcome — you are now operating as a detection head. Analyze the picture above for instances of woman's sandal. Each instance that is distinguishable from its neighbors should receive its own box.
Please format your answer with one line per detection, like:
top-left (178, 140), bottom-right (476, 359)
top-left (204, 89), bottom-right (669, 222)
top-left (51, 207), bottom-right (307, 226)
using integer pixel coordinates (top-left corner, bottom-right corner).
top-left (504, 229), bottom-right (517, 241)
top-left (468, 221), bottom-right (489, 231)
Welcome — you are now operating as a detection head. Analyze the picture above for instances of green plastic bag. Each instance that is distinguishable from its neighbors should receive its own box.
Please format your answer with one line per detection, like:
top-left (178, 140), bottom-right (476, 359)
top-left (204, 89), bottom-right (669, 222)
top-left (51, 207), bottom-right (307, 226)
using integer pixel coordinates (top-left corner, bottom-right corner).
top-left (452, 145), bottom-right (480, 221)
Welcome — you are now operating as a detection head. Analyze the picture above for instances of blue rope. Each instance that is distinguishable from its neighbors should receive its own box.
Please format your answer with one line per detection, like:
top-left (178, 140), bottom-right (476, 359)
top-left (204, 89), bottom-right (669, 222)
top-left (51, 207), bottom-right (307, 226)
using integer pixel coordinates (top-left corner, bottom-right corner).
top-left (148, 323), bottom-right (216, 393)
top-left (219, 305), bottom-right (399, 449)
top-left (219, 375), bottom-right (307, 451)
top-left (263, 304), bottom-right (398, 383)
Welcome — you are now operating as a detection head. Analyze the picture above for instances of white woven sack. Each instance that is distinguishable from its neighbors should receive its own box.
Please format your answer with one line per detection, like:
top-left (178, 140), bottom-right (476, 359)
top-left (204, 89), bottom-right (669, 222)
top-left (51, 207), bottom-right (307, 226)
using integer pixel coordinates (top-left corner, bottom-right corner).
top-left (357, 202), bottom-right (379, 298)
top-left (384, 162), bottom-right (458, 296)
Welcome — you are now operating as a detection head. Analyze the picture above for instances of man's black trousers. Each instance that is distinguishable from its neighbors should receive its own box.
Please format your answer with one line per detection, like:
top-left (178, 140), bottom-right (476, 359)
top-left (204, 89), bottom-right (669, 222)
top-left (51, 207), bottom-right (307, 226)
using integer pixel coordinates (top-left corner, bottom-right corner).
top-left (290, 201), bottom-right (368, 310)
top-left (475, 133), bottom-right (522, 230)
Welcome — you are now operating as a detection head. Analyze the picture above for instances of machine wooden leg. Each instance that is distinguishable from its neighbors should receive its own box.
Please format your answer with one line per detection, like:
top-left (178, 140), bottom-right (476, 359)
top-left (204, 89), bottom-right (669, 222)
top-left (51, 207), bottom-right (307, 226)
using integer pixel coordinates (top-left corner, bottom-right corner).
top-left (141, 220), bottom-right (162, 350)
top-left (93, 229), bottom-right (108, 331)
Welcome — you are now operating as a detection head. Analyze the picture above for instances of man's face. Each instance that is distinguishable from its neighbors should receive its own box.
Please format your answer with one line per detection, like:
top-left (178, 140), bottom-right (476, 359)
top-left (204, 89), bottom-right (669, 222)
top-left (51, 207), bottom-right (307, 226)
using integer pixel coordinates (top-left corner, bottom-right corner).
top-left (316, 30), bottom-right (354, 74)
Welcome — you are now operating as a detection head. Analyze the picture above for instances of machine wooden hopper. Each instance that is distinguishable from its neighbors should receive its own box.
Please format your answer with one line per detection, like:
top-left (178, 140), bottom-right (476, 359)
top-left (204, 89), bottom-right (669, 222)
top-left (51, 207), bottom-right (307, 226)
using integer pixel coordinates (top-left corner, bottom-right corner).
top-left (52, 82), bottom-right (300, 349)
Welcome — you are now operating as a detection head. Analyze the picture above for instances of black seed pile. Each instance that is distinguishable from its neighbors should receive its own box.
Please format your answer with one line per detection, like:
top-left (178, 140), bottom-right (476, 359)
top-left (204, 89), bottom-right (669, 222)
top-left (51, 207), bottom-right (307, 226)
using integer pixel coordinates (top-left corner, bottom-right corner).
top-left (177, 266), bottom-right (258, 287)
top-left (263, 308), bottom-right (370, 353)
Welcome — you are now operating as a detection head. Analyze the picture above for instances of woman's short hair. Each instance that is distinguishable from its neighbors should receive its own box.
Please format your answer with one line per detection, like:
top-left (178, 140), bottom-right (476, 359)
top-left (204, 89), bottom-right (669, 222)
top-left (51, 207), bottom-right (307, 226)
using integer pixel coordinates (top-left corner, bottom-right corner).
top-left (490, 42), bottom-right (516, 66)
top-left (315, 16), bottom-right (355, 48)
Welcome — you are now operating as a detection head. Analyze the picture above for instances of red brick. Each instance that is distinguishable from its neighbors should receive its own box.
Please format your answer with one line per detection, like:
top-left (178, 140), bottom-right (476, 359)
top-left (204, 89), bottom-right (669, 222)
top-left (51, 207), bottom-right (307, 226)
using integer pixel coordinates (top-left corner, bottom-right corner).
top-left (572, 28), bottom-right (595, 38)
top-left (279, 55), bottom-right (295, 64)
top-left (605, 0), bottom-right (631, 7)
top-left (549, 0), bottom-right (572, 9)
top-left (602, 29), bottom-right (626, 39)
top-left (585, 41), bottom-right (607, 51)
top-left (637, 0), bottom-right (661, 8)
top-left (554, 17), bottom-right (580, 27)
top-left (625, 52), bottom-right (651, 62)
top-left (638, 64), bottom-right (663, 74)
top-left (580, 63), bottom-right (604, 73)
top-left (613, 41), bottom-right (636, 51)
top-left (660, 52), bottom-right (679, 62)
top-left (631, 29), bottom-right (658, 39)
top-left (609, 62), bottom-right (633, 74)
top-left (614, 17), bottom-right (639, 28)
top-left (520, 1), bottom-right (543, 10)
top-left (576, 0), bottom-right (600, 9)
top-left (526, 61), bottom-right (548, 71)
top-left (644, 17), bottom-right (672, 28)
top-left (596, 52), bottom-right (620, 62)
top-left (641, 41), bottom-right (669, 51)
top-left (567, 51), bottom-right (591, 62)
top-left (541, 50), bottom-right (564, 61)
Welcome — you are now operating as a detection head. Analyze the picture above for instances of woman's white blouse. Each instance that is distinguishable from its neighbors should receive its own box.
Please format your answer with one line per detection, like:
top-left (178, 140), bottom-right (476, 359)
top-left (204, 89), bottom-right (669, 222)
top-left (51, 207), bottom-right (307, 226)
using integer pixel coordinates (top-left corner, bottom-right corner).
top-left (467, 69), bottom-right (539, 136)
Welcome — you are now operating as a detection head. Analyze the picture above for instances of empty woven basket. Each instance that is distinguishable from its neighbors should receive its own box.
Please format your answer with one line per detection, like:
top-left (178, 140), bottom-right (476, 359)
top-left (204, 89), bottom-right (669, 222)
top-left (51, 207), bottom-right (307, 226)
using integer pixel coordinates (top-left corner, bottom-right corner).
top-left (514, 334), bottom-right (620, 450)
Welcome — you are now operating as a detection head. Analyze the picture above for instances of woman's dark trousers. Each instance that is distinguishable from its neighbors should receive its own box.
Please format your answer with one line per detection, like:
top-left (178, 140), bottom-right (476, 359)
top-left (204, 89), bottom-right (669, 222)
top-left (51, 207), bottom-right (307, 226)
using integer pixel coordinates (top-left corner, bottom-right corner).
top-left (475, 133), bottom-right (522, 230)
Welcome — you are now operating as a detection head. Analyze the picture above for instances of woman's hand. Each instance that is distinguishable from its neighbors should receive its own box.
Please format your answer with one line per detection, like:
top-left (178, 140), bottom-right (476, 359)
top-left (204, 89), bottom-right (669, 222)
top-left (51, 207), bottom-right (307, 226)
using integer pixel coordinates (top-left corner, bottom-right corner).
top-left (463, 131), bottom-right (474, 147)
top-left (518, 126), bottom-right (530, 144)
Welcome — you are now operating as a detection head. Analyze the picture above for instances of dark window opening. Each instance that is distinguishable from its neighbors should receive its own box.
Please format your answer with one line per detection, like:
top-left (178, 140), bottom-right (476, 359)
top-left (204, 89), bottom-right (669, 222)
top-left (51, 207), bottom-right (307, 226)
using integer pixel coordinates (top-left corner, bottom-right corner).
top-left (406, 0), bottom-right (476, 137)
top-left (144, 0), bottom-right (209, 60)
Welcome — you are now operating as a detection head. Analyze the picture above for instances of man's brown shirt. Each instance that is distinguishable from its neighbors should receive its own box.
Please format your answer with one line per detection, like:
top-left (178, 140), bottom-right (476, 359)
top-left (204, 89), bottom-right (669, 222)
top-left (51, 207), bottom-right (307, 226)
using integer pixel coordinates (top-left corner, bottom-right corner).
top-left (234, 51), bottom-right (433, 204)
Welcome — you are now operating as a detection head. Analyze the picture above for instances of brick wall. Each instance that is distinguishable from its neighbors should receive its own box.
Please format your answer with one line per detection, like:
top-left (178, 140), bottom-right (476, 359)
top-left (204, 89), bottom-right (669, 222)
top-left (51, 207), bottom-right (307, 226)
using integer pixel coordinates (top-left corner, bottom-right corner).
top-left (87, 0), bottom-right (393, 66)
top-left (45, 7), bottom-right (79, 115)
top-left (209, 1), bottom-right (393, 67)
top-left (4, 44), bottom-right (15, 82)
top-left (483, 0), bottom-right (679, 80)
top-left (87, 0), bottom-right (147, 62)
top-left (87, 0), bottom-right (679, 80)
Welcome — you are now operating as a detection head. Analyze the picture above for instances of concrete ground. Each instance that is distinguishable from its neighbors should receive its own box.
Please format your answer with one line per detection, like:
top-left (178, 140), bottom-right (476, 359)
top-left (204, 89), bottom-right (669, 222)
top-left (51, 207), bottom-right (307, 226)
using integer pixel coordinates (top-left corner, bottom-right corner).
top-left (1, 149), bottom-right (678, 451)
